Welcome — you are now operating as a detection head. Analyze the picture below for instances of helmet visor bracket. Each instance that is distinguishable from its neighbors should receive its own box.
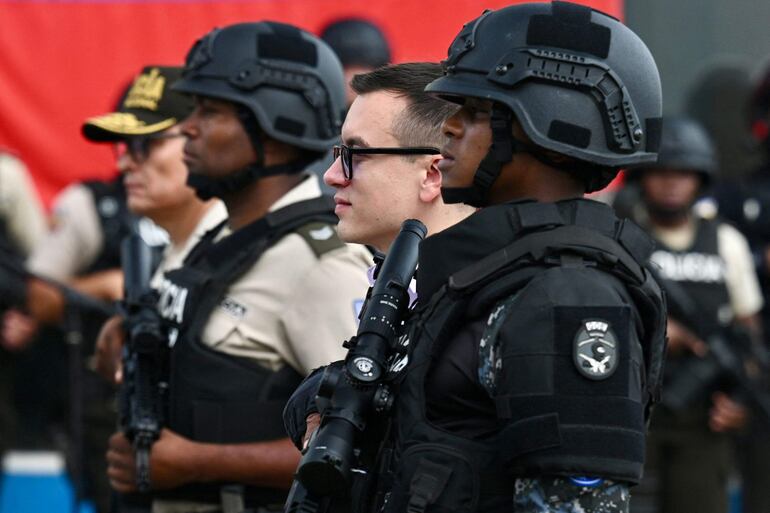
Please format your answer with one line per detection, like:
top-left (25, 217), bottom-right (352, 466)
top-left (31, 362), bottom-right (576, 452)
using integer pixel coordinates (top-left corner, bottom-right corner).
top-left (486, 48), bottom-right (644, 155)
top-left (226, 59), bottom-right (337, 141)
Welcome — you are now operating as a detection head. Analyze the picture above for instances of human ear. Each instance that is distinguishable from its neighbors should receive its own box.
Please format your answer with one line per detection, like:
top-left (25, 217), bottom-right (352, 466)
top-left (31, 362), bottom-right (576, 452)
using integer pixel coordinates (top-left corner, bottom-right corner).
top-left (419, 154), bottom-right (443, 203)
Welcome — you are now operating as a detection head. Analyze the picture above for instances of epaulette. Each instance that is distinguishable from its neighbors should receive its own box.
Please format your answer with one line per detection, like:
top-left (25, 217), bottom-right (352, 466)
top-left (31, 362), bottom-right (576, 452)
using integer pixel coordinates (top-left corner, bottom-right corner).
top-left (294, 221), bottom-right (344, 258)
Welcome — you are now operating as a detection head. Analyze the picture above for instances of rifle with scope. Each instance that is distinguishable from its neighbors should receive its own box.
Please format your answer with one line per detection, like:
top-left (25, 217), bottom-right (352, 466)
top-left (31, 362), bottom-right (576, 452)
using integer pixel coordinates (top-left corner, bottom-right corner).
top-left (285, 219), bottom-right (426, 513)
top-left (118, 233), bottom-right (169, 492)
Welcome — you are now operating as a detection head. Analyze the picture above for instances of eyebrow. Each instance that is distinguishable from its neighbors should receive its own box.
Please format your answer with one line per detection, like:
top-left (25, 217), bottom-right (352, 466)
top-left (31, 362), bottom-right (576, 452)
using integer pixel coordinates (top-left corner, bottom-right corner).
top-left (342, 136), bottom-right (370, 148)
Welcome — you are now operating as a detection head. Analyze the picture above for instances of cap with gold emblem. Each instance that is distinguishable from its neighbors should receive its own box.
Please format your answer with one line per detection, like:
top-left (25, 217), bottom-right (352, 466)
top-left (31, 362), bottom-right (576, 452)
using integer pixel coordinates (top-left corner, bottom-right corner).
top-left (82, 66), bottom-right (193, 142)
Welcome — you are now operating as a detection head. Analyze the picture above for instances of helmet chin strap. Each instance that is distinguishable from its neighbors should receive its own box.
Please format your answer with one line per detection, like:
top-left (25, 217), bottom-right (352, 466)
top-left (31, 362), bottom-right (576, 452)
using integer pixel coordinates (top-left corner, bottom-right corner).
top-left (440, 106), bottom-right (515, 208)
top-left (186, 159), bottom-right (314, 201)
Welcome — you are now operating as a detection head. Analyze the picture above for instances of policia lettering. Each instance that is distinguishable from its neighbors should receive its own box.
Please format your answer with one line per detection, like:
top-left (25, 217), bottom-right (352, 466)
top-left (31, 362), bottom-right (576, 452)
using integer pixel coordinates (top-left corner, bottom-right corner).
top-left (649, 220), bottom-right (731, 329)
top-left (157, 278), bottom-right (187, 327)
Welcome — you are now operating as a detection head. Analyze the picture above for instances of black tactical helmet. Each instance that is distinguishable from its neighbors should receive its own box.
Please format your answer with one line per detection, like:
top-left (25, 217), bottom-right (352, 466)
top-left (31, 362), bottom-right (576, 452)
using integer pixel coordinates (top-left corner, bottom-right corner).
top-left (173, 21), bottom-right (346, 154)
top-left (426, 1), bottom-right (662, 198)
top-left (320, 18), bottom-right (391, 69)
top-left (631, 117), bottom-right (717, 186)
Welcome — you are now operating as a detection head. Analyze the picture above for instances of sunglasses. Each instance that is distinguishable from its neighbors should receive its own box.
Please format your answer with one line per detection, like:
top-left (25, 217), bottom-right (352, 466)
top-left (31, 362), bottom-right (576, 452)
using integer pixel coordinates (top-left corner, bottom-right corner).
top-left (333, 144), bottom-right (440, 180)
top-left (114, 133), bottom-right (185, 162)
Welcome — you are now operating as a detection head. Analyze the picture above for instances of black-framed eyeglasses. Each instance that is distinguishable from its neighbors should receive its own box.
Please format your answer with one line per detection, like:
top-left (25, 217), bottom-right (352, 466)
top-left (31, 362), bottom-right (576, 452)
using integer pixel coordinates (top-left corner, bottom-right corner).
top-left (333, 144), bottom-right (440, 180)
top-left (115, 133), bottom-right (185, 162)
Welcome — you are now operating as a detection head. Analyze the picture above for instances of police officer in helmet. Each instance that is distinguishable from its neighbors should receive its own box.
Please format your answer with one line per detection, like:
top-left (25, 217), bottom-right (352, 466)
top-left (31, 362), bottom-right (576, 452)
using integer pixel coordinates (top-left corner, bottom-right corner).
top-left (337, 3), bottom-right (666, 512)
top-left (105, 22), bottom-right (370, 513)
top-left (627, 118), bottom-right (761, 513)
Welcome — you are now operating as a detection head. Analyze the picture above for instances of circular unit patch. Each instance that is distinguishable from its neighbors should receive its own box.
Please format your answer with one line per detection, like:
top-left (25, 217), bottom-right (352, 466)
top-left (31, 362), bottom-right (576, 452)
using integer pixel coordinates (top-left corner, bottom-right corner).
top-left (573, 318), bottom-right (619, 380)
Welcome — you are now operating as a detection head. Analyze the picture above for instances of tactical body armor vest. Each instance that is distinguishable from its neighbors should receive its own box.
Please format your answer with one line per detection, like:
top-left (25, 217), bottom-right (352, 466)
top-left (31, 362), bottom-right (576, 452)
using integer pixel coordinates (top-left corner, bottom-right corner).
top-left (648, 217), bottom-right (732, 428)
top-left (156, 196), bottom-right (341, 506)
top-left (649, 217), bottom-right (731, 336)
top-left (366, 200), bottom-right (666, 513)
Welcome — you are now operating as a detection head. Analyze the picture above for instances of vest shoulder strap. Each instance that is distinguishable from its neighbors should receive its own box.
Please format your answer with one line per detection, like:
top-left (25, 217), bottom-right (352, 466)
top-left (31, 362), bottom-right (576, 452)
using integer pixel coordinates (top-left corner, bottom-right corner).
top-left (184, 195), bottom-right (337, 337)
top-left (449, 223), bottom-right (647, 293)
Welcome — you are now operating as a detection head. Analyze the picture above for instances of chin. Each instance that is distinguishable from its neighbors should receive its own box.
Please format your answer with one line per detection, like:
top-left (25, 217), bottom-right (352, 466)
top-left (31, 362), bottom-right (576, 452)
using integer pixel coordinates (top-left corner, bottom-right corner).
top-left (337, 224), bottom-right (366, 245)
top-left (127, 200), bottom-right (151, 217)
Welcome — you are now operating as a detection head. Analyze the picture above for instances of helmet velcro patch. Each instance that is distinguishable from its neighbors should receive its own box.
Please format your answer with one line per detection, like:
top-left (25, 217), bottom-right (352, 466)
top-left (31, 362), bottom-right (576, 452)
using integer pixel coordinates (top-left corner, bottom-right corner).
top-left (526, 2), bottom-right (611, 59)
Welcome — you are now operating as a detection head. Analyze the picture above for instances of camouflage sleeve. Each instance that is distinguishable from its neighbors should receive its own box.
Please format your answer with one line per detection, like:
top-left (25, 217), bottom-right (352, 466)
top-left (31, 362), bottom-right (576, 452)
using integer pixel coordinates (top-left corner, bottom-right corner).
top-left (513, 477), bottom-right (630, 513)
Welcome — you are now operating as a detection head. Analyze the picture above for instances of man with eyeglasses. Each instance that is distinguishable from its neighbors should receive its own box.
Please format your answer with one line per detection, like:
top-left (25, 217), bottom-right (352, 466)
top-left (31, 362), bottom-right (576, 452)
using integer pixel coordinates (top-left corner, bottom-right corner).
top-left (103, 23), bottom-right (371, 513)
top-left (282, 61), bottom-right (474, 498)
top-left (325, 62), bottom-right (474, 254)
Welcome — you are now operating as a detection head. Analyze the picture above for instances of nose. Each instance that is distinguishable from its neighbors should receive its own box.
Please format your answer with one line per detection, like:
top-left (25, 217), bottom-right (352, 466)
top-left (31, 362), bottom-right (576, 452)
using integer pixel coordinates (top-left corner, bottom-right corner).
top-left (116, 146), bottom-right (136, 175)
top-left (443, 109), bottom-right (465, 140)
top-left (324, 154), bottom-right (349, 188)
top-left (179, 108), bottom-right (199, 139)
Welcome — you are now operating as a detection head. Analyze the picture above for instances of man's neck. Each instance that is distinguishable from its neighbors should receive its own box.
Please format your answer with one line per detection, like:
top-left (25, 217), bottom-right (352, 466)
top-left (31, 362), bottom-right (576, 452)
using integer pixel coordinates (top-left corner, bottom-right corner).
top-left (647, 208), bottom-right (691, 229)
top-left (223, 173), bottom-right (305, 231)
top-left (376, 204), bottom-right (475, 253)
top-left (422, 204), bottom-right (475, 239)
top-left (487, 156), bottom-right (585, 204)
top-left (152, 199), bottom-right (216, 246)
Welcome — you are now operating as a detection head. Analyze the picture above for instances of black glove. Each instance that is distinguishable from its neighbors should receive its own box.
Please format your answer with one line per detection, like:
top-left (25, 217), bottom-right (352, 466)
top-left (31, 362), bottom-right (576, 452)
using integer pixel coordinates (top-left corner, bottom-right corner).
top-left (283, 362), bottom-right (343, 449)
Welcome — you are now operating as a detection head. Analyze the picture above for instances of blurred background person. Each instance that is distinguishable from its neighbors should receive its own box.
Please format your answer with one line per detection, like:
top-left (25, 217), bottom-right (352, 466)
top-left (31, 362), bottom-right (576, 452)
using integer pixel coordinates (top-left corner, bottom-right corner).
top-left (708, 62), bottom-right (770, 513)
top-left (85, 64), bottom-right (225, 513)
top-left (0, 158), bottom-right (135, 513)
top-left (0, 152), bottom-right (47, 257)
top-left (0, 65), bottom-right (196, 513)
top-left (621, 117), bottom-right (763, 513)
top-left (0, 150), bottom-right (47, 458)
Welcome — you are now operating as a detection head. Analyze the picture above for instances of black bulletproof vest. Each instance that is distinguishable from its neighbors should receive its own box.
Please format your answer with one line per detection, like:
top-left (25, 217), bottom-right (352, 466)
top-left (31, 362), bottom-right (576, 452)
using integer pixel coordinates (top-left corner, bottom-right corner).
top-left (648, 218), bottom-right (732, 428)
top-left (156, 196), bottom-right (339, 506)
top-left (649, 218), bottom-right (731, 336)
top-left (368, 200), bottom-right (666, 513)
top-left (81, 178), bottom-right (135, 274)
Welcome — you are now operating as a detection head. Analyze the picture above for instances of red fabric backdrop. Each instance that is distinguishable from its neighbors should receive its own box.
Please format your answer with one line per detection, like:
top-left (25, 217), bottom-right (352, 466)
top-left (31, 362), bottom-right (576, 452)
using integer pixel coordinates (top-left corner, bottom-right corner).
top-left (0, 0), bottom-right (621, 207)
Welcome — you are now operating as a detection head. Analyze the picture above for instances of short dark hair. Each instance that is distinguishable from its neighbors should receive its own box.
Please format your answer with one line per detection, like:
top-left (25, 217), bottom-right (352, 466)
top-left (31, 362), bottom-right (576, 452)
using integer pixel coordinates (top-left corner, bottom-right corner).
top-left (350, 62), bottom-right (457, 148)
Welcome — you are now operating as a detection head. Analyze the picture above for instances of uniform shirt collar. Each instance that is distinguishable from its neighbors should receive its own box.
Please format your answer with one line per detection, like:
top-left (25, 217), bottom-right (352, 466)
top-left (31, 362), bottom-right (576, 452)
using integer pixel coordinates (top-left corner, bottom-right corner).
top-left (216, 173), bottom-right (320, 241)
top-left (269, 173), bottom-right (321, 212)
